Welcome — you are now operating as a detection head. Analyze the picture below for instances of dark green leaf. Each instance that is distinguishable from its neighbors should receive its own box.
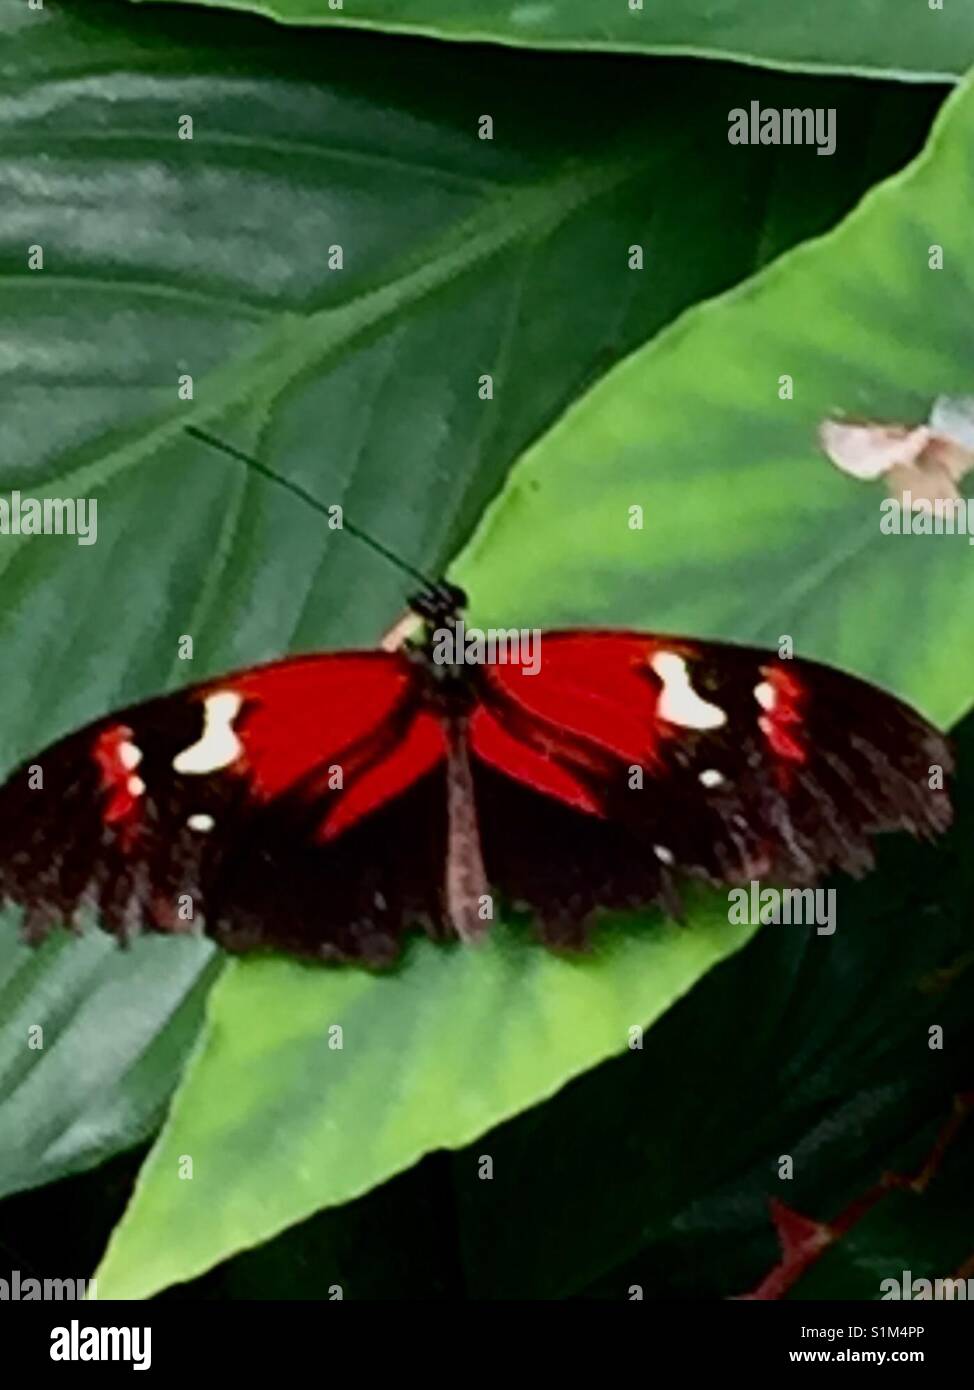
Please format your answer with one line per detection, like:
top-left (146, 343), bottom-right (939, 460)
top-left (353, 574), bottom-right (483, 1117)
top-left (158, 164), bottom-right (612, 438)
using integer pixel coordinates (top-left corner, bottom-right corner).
top-left (134, 0), bottom-right (974, 83)
top-left (1, 0), bottom-right (936, 1204)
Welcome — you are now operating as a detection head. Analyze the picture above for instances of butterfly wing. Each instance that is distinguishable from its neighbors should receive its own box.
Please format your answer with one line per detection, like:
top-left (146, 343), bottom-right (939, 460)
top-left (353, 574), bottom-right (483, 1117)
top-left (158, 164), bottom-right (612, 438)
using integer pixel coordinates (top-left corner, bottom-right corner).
top-left (0, 652), bottom-right (450, 963)
top-left (468, 632), bottom-right (951, 942)
top-left (819, 420), bottom-right (931, 479)
top-left (1, 629), bottom-right (953, 961)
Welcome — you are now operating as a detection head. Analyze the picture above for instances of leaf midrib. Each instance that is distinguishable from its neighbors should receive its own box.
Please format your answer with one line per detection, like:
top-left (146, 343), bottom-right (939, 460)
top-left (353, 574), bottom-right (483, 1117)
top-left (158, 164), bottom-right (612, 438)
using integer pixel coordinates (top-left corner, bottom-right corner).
top-left (0, 155), bottom-right (645, 535)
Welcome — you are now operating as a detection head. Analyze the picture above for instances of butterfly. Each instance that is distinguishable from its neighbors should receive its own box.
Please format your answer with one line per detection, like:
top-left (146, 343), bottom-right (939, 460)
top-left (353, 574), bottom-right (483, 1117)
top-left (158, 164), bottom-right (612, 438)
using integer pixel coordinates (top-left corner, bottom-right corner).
top-left (0, 568), bottom-right (952, 965)
top-left (820, 394), bottom-right (974, 503)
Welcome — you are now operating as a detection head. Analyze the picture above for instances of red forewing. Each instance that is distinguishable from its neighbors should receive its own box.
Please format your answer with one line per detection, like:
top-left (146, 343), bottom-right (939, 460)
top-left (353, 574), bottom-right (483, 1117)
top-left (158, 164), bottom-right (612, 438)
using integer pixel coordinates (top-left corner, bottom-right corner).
top-left (471, 632), bottom-right (951, 928)
top-left (0, 652), bottom-right (448, 961)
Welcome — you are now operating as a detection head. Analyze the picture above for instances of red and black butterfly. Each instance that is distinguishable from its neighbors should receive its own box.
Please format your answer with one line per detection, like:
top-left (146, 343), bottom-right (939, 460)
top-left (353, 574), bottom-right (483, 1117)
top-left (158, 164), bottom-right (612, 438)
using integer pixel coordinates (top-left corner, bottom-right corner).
top-left (0, 564), bottom-right (952, 964)
top-left (0, 428), bottom-right (954, 964)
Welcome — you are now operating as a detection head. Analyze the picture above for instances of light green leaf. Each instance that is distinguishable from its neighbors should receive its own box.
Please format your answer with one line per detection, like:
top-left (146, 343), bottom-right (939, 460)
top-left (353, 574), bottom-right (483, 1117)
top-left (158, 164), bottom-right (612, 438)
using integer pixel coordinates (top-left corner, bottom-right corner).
top-left (95, 908), bottom-right (753, 1298)
top-left (457, 73), bottom-right (974, 733)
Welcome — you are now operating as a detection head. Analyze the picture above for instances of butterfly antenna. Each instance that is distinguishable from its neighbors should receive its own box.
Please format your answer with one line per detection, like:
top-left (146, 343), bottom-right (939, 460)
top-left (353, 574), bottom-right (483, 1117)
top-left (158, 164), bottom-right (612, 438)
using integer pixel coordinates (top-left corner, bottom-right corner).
top-left (184, 425), bottom-right (439, 592)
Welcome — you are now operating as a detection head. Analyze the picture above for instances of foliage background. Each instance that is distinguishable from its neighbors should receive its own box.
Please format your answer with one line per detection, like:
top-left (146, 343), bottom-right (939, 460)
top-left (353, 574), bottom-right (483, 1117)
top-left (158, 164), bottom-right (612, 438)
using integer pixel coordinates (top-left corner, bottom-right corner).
top-left (0, 0), bottom-right (970, 1298)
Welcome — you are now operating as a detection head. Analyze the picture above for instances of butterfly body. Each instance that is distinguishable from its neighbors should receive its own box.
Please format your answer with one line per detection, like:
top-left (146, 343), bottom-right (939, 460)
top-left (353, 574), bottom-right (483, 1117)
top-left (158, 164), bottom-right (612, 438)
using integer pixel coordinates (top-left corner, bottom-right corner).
top-left (0, 584), bottom-right (952, 964)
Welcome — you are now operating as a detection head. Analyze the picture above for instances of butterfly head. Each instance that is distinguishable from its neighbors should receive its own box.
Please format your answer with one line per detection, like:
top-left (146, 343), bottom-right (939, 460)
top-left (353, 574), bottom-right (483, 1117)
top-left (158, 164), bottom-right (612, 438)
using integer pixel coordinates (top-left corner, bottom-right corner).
top-left (407, 581), bottom-right (467, 628)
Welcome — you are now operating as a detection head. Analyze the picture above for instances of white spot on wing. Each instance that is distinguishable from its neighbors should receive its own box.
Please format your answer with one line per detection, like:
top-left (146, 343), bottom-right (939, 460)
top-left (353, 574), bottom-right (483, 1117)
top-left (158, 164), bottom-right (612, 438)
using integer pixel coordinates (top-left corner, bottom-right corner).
top-left (699, 769), bottom-right (724, 788)
top-left (119, 741), bottom-right (142, 770)
top-left (127, 775), bottom-right (145, 797)
top-left (654, 844), bottom-right (674, 865)
top-left (651, 652), bottom-right (727, 730)
top-left (173, 690), bottom-right (243, 776)
top-left (754, 681), bottom-right (776, 712)
top-left (187, 813), bottom-right (215, 832)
